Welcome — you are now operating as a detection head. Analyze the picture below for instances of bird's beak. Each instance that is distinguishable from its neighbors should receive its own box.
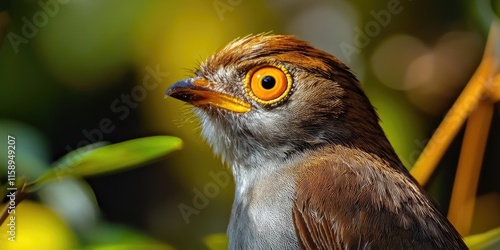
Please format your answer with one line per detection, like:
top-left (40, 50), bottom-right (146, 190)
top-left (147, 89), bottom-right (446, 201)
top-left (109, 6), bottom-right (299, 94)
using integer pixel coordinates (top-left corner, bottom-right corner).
top-left (165, 78), bottom-right (251, 113)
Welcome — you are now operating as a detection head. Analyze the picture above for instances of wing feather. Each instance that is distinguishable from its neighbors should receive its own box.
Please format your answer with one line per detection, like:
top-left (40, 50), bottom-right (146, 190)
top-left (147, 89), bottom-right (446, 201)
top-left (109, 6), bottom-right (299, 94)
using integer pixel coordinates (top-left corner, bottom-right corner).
top-left (291, 146), bottom-right (468, 250)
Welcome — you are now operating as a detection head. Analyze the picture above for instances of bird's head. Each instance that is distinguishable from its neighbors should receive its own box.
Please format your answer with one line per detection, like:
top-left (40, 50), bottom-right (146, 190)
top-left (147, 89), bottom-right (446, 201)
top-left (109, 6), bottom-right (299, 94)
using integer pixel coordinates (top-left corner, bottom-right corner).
top-left (166, 35), bottom-right (397, 170)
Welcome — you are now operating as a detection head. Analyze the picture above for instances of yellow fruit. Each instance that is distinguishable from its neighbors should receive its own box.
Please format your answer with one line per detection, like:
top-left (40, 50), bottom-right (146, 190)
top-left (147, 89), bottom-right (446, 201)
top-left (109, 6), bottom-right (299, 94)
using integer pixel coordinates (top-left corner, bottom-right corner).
top-left (0, 200), bottom-right (78, 250)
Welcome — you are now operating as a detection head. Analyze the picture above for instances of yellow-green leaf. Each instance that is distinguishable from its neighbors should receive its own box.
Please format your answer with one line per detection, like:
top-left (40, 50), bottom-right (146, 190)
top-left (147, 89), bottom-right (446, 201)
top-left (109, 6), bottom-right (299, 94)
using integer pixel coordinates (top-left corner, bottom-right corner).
top-left (31, 136), bottom-right (182, 188)
top-left (203, 233), bottom-right (228, 250)
top-left (465, 227), bottom-right (500, 250)
top-left (85, 243), bottom-right (174, 250)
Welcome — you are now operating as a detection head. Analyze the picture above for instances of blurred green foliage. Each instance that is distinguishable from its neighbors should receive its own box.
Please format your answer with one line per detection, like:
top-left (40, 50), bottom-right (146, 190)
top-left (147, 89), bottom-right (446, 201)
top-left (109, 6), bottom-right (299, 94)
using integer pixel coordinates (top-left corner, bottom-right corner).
top-left (465, 227), bottom-right (500, 250)
top-left (0, 135), bottom-right (181, 249)
top-left (204, 233), bottom-right (229, 250)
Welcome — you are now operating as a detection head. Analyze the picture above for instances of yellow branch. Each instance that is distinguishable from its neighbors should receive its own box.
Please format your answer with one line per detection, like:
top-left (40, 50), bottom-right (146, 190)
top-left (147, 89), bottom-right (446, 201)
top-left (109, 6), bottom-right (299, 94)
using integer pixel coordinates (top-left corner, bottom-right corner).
top-left (410, 22), bottom-right (499, 186)
top-left (492, 73), bottom-right (500, 101)
top-left (447, 100), bottom-right (494, 236)
top-left (410, 57), bottom-right (496, 185)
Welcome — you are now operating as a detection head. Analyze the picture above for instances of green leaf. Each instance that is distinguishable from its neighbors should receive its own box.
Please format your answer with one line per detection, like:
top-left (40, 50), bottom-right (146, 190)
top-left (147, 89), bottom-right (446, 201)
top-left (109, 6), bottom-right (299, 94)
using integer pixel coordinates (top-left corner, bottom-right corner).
top-left (85, 244), bottom-right (174, 250)
top-left (31, 136), bottom-right (182, 188)
top-left (203, 233), bottom-right (228, 250)
top-left (465, 227), bottom-right (500, 250)
top-left (52, 141), bottom-right (110, 170)
top-left (83, 222), bottom-right (175, 250)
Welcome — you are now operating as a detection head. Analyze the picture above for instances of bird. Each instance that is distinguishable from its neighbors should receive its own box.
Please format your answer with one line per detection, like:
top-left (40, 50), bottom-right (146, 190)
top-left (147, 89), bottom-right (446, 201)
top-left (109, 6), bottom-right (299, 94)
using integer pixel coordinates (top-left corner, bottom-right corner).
top-left (165, 34), bottom-right (468, 249)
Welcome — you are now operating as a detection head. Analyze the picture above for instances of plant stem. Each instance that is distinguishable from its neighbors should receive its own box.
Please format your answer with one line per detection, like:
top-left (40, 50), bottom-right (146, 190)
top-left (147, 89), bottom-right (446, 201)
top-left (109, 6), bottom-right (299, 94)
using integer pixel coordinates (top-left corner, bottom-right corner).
top-left (0, 181), bottom-right (28, 226)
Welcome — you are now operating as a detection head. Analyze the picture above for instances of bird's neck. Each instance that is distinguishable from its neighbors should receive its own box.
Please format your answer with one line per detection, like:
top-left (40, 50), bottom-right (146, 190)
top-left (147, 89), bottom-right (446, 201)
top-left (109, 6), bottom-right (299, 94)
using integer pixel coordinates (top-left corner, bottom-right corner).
top-left (230, 152), bottom-right (300, 199)
top-left (347, 123), bottom-right (409, 174)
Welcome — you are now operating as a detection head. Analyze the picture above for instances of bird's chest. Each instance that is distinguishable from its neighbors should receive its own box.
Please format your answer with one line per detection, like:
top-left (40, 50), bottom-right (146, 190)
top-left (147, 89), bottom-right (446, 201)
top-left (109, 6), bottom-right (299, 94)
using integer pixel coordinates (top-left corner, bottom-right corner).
top-left (228, 170), bottom-right (299, 250)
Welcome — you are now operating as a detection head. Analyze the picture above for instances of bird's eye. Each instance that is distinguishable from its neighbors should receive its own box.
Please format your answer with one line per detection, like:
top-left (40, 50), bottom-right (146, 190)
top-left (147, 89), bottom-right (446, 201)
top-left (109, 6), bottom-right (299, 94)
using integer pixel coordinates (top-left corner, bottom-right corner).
top-left (245, 65), bottom-right (293, 105)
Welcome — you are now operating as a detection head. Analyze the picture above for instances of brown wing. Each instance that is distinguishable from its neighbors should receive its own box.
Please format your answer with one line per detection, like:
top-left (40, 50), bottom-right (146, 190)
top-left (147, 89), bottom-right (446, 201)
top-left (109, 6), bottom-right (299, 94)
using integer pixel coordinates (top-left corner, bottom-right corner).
top-left (292, 146), bottom-right (468, 250)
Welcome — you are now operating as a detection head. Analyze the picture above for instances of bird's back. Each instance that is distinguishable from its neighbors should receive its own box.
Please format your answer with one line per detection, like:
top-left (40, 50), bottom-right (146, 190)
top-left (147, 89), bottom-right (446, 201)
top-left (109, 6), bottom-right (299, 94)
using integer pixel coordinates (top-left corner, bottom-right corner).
top-left (292, 145), bottom-right (468, 250)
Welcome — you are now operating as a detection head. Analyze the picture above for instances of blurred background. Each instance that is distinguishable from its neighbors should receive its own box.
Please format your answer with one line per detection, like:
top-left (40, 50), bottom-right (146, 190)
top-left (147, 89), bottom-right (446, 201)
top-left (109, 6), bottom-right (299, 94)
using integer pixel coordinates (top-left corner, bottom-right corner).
top-left (0, 0), bottom-right (499, 249)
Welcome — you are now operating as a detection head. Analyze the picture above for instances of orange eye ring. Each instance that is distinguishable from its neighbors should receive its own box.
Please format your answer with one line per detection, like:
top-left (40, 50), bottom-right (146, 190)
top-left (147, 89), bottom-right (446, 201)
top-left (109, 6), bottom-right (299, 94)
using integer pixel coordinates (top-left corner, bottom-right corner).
top-left (244, 64), bottom-right (293, 105)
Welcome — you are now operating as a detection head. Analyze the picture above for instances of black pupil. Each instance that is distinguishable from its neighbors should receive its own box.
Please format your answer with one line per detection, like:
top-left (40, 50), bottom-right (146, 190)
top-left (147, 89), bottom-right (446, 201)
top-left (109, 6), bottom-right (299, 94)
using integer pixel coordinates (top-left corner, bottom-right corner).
top-left (261, 76), bottom-right (276, 89)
